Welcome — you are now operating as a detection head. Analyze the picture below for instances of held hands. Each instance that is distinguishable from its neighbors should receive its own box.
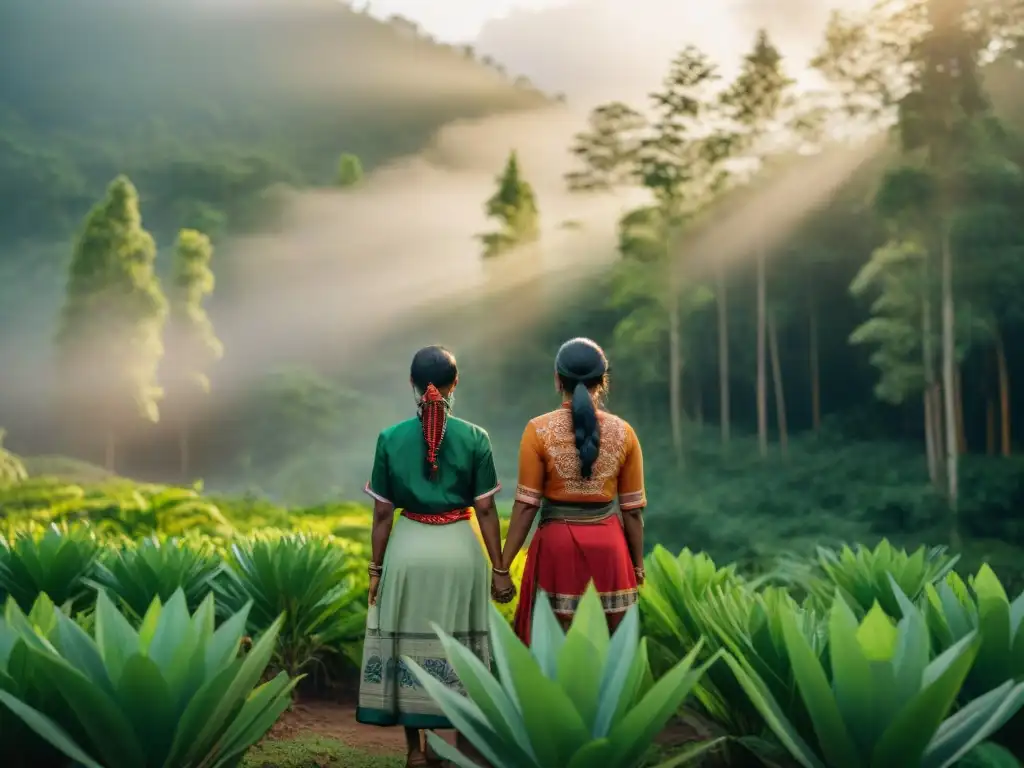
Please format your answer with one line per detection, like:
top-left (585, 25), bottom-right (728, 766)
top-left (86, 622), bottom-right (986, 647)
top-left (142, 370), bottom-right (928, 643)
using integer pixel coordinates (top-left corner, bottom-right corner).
top-left (491, 566), bottom-right (516, 604)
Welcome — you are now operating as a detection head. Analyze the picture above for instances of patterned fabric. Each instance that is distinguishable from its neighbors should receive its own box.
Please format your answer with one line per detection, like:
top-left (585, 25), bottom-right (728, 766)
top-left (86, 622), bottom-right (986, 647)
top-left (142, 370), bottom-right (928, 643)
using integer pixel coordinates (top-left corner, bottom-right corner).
top-left (364, 415), bottom-right (500, 514)
top-left (356, 516), bottom-right (491, 728)
top-left (402, 509), bottom-right (471, 525)
top-left (513, 514), bottom-right (637, 645)
top-left (514, 403), bottom-right (646, 511)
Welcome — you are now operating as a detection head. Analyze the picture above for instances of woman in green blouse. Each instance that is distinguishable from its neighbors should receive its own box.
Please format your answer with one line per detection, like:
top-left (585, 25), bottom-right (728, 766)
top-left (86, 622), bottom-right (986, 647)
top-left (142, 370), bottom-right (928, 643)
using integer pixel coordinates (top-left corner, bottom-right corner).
top-left (355, 345), bottom-right (510, 767)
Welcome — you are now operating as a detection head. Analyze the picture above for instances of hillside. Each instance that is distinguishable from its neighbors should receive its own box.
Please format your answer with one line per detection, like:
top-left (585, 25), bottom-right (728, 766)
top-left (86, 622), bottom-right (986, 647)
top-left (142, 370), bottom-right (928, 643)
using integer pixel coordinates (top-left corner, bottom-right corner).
top-left (0, 0), bottom-right (548, 241)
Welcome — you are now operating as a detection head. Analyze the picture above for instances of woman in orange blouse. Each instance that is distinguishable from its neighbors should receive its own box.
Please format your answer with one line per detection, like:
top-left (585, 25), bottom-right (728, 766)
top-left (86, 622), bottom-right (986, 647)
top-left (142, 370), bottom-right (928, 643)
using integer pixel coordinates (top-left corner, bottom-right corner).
top-left (494, 337), bottom-right (646, 644)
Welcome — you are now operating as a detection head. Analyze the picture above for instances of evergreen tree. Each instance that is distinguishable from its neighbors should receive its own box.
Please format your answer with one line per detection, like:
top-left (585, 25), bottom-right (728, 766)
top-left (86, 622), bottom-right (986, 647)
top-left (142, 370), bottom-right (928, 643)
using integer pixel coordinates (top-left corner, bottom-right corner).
top-left (164, 228), bottom-right (223, 480)
top-left (55, 175), bottom-right (167, 471)
top-left (479, 150), bottom-right (539, 258)
top-left (336, 153), bottom-right (364, 187)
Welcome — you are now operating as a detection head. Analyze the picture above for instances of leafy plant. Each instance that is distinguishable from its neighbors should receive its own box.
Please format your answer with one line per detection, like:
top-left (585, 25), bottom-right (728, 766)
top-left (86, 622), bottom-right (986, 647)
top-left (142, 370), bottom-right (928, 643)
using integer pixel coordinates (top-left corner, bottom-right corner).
top-left (924, 566), bottom-right (1024, 756)
top-left (775, 540), bottom-right (958, 618)
top-left (409, 585), bottom-right (725, 768)
top-left (89, 536), bottom-right (223, 620)
top-left (0, 429), bottom-right (28, 488)
top-left (0, 589), bottom-right (297, 768)
top-left (0, 594), bottom-right (67, 767)
top-left (725, 581), bottom-right (1024, 768)
top-left (0, 524), bottom-right (101, 613)
top-left (214, 533), bottom-right (367, 676)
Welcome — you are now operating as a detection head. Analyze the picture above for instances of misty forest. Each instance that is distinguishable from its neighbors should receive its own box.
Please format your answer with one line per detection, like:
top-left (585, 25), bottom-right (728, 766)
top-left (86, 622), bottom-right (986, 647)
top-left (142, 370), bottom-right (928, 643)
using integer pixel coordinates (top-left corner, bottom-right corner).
top-left (6, 0), bottom-right (1024, 766)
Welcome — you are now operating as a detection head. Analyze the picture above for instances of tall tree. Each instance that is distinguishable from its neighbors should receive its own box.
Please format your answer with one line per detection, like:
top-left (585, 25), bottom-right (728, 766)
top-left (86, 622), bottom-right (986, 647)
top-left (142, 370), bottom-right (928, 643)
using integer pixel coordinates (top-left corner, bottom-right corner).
top-left (163, 229), bottom-right (223, 481)
top-left (720, 30), bottom-right (794, 458)
top-left (479, 150), bottom-right (540, 258)
top-left (55, 176), bottom-right (167, 471)
top-left (565, 102), bottom-right (647, 193)
top-left (895, 0), bottom-right (990, 541)
top-left (336, 153), bottom-right (364, 187)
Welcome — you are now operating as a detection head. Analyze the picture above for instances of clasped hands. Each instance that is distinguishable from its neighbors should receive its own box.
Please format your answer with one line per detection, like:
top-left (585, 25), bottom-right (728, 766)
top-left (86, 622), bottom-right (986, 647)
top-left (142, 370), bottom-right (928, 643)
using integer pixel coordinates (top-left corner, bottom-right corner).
top-left (491, 566), bottom-right (516, 604)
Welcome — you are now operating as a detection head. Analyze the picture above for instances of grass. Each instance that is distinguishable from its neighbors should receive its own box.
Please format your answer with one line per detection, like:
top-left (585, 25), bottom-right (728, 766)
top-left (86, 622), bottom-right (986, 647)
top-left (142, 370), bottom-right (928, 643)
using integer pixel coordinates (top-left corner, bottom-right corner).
top-left (242, 735), bottom-right (404, 768)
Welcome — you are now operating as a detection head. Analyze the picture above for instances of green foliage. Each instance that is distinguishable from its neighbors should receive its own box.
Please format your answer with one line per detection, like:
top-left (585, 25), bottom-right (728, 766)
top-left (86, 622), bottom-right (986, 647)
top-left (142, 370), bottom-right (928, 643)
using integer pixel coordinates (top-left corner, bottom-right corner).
top-left (0, 525), bottom-right (100, 614)
top-left (54, 176), bottom-right (168, 458)
top-left (164, 228), bottom-right (222, 397)
top-left (0, 589), bottom-right (297, 768)
top-left (336, 153), bottom-right (364, 187)
top-left (89, 537), bottom-right (223, 621)
top-left (214, 534), bottom-right (367, 677)
top-left (0, 594), bottom-right (68, 767)
top-left (410, 586), bottom-right (723, 768)
top-left (479, 150), bottom-right (540, 257)
top-left (725, 585), bottom-right (1024, 768)
top-left (0, 430), bottom-right (27, 488)
top-left (241, 735), bottom-right (404, 768)
top-left (774, 540), bottom-right (959, 618)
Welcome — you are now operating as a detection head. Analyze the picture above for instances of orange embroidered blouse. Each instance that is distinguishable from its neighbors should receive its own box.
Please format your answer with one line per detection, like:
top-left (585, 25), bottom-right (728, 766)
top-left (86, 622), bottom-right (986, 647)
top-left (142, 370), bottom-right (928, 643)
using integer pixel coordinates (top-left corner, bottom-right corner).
top-left (513, 404), bottom-right (646, 511)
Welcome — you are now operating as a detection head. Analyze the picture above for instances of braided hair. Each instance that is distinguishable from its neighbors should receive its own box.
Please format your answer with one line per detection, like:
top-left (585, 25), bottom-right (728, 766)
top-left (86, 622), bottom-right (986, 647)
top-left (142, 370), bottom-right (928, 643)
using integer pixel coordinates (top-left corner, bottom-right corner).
top-left (554, 338), bottom-right (609, 479)
top-left (410, 346), bottom-right (458, 480)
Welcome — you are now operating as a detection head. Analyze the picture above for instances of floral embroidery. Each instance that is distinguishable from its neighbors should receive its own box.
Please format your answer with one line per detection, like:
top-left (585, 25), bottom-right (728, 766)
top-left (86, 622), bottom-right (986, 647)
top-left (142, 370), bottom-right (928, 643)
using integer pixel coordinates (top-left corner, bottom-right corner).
top-left (363, 655), bottom-right (384, 683)
top-left (534, 410), bottom-right (627, 496)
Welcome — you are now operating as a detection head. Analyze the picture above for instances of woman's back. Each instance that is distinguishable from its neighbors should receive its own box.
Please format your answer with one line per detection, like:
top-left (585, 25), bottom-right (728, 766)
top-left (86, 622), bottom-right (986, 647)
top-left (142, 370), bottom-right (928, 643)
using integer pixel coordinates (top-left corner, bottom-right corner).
top-left (515, 405), bottom-right (645, 512)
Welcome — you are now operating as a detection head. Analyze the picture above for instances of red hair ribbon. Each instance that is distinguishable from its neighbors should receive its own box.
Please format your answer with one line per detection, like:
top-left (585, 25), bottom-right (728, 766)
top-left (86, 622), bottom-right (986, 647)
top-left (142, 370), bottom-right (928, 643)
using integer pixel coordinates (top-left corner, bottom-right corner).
top-left (420, 383), bottom-right (447, 479)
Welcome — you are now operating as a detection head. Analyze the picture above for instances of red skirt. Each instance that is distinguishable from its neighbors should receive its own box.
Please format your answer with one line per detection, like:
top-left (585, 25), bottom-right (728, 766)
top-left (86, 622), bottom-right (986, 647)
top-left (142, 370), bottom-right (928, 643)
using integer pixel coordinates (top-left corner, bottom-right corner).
top-left (513, 515), bottom-right (637, 645)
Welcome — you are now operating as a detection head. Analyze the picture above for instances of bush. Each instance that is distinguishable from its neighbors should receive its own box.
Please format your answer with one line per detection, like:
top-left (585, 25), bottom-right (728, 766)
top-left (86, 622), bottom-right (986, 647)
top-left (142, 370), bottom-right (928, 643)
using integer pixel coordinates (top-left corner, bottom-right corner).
top-left (0, 589), bottom-right (297, 768)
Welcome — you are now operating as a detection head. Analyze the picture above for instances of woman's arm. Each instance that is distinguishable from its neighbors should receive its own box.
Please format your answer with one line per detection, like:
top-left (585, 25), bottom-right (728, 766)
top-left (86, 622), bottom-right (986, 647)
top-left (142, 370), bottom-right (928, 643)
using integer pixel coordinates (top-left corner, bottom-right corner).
top-left (500, 500), bottom-right (539, 569)
top-left (621, 508), bottom-right (644, 570)
top-left (618, 424), bottom-right (647, 579)
top-left (474, 494), bottom-right (503, 567)
top-left (370, 498), bottom-right (395, 566)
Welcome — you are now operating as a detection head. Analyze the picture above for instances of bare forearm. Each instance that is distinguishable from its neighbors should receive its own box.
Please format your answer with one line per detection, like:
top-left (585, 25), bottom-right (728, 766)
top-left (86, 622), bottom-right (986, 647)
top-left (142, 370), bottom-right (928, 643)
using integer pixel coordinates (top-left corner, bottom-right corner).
top-left (474, 499), bottom-right (503, 568)
top-left (622, 510), bottom-right (644, 568)
top-left (501, 501), bottom-right (538, 569)
top-left (370, 503), bottom-right (395, 565)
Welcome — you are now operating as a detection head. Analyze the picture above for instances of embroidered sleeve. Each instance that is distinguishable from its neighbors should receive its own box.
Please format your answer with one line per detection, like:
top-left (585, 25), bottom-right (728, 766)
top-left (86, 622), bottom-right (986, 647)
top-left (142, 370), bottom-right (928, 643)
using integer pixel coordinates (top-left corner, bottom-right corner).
top-left (363, 431), bottom-right (394, 506)
top-left (472, 429), bottom-right (502, 501)
top-left (618, 424), bottom-right (646, 511)
top-left (514, 421), bottom-right (544, 506)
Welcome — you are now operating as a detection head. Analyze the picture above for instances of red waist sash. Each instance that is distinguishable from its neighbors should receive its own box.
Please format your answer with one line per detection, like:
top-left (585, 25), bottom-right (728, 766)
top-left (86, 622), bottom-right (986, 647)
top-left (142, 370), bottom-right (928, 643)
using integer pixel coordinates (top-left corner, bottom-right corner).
top-left (401, 508), bottom-right (471, 525)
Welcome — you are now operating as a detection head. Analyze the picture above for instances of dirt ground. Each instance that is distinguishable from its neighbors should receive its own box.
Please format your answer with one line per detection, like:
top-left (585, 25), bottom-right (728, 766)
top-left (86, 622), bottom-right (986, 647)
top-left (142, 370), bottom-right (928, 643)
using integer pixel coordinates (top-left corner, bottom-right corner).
top-left (266, 697), bottom-right (708, 756)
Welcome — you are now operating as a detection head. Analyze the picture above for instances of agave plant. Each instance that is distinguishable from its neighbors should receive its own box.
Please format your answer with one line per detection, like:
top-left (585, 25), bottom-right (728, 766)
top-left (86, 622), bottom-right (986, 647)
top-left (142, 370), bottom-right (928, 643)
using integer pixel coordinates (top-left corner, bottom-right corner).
top-left (0, 594), bottom-right (67, 767)
top-left (408, 585), bottom-right (724, 768)
top-left (640, 546), bottom-right (742, 673)
top-left (0, 589), bottom-right (296, 768)
top-left (214, 533), bottom-right (367, 676)
top-left (688, 584), bottom-right (826, 743)
top-left (725, 580), bottom-right (1024, 768)
top-left (814, 540), bottom-right (958, 618)
top-left (0, 524), bottom-right (101, 614)
top-left (89, 536), bottom-right (224, 621)
top-left (924, 566), bottom-right (1024, 755)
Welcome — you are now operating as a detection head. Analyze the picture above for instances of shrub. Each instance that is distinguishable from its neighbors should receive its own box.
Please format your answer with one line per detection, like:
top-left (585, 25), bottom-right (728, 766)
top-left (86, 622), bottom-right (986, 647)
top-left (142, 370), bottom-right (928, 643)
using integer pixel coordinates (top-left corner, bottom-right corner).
top-left (214, 533), bottom-right (367, 677)
top-left (0, 589), bottom-right (296, 768)
top-left (0, 524), bottom-right (100, 614)
top-left (410, 585), bottom-right (724, 767)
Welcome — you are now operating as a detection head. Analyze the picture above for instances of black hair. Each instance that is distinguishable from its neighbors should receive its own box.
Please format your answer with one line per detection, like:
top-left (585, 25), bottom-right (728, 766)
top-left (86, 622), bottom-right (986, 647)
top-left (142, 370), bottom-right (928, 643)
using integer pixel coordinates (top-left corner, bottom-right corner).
top-left (554, 337), bottom-right (608, 478)
top-left (410, 345), bottom-right (458, 393)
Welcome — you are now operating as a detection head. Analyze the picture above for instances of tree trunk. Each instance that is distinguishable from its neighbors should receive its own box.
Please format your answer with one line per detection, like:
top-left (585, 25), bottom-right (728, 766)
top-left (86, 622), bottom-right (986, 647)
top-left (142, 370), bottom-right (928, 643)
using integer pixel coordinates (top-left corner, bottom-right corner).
top-left (954, 367), bottom-right (966, 455)
top-left (809, 293), bottom-right (821, 435)
top-left (930, 384), bottom-right (946, 485)
top-left (668, 289), bottom-right (683, 466)
top-left (995, 327), bottom-right (1011, 456)
top-left (179, 421), bottom-right (191, 481)
top-left (986, 395), bottom-right (996, 455)
top-left (925, 390), bottom-right (937, 480)
top-left (717, 266), bottom-right (730, 445)
top-left (105, 431), bottom-right (116, 473)
top-left (768, 309), bottom-right (788, 457)
top-left (922, 244), bottom-right (939, 488)
top-left (756, 245), bottom-right (768, 458)
top-left (940, 221), bottom-right (959, 545)
top-left (693, 375), bottom-right (704, 428)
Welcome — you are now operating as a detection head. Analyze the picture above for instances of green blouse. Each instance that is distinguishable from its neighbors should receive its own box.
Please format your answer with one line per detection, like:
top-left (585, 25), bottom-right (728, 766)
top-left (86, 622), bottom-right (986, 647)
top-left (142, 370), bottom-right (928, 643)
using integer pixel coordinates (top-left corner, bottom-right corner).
top-left (364, 416), bottom-right (501, 513)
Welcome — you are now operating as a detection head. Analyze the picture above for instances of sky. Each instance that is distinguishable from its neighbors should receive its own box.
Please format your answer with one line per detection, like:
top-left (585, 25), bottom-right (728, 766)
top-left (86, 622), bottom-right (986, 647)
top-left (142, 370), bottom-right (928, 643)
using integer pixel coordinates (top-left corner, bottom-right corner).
top-left (360, 0), bottom-right (873, 106)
